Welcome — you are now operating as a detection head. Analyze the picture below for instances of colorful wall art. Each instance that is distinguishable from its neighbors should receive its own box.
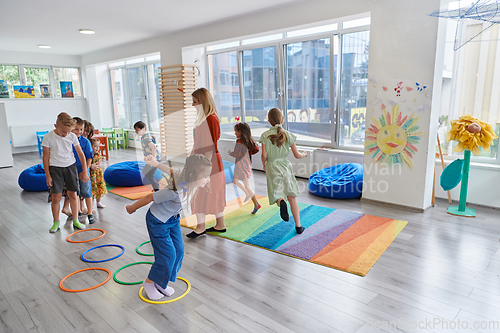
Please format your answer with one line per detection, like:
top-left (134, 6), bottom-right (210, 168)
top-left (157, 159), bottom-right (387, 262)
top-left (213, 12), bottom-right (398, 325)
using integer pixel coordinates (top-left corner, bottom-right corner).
top-left (13, 85), bottom-right (35, 98)
top-left (364, 105), bottom-right (426, 170)
top-left (60, 81), bottom-right (74, 98)
top-left (40, 84), bottom-right (51, 98)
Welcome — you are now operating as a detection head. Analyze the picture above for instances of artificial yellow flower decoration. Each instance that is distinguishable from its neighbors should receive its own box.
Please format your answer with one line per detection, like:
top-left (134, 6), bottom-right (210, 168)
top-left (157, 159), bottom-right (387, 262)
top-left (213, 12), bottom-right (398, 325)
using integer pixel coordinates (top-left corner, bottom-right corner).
top-left (446, 114), bottom-right (498, 156)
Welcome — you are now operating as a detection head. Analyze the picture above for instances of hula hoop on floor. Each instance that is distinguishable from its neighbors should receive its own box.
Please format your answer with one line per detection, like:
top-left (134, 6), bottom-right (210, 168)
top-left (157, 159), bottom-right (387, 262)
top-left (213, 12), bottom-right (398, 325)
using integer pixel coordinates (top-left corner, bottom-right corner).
top-left (66, 228), bottom-right (106, 243)
top-left (113, 261), bottom-right (153, 285)
top-left (136, 240), bottom-right (154, 256)
top-left (59, 267), bottom-right (111, 292)
top-left (81, 244), bottom-right (125, 263)
top-left (138, 277), bottom-right (191, 304)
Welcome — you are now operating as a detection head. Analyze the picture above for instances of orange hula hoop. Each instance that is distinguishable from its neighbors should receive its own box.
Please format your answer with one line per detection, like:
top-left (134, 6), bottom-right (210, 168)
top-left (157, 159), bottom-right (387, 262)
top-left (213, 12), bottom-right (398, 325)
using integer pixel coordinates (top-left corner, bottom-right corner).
top-left (66, 228), bottom-right (106, 243)
top-left (59, 267), bottom-right (111, 292)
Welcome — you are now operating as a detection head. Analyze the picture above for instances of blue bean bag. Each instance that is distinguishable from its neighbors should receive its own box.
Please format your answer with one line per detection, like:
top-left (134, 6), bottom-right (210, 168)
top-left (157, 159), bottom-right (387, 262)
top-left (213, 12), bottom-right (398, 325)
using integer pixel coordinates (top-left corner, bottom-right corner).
top-left (18, 164), bottom-right (49, 192)
top-left (223, 160), bottom-right (235, 183)
top-left (104, 161), bottom-right (163, 187)
top-left (308, 163), bottom-right (363, 199)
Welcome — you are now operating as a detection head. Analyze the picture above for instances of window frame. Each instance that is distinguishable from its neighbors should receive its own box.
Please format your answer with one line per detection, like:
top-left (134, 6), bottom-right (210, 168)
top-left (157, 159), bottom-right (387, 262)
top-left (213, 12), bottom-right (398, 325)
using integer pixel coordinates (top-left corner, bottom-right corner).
top-left (52, 66), bottom-right (83, 98)
top-left (0, 63), bottom-right (83, 99)
top-left (205, 20), bottom-right (370, 149)
top-left (108, 59), bottom-right (162, 130)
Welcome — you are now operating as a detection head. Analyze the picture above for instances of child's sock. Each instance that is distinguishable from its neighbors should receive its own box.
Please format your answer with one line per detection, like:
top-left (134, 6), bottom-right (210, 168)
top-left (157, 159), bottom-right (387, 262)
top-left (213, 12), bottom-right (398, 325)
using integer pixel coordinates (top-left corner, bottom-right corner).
top-left (279, 200), bottom-right (289, 221)
top-left (154, 282), bottom-right (175, 296)
top-left (143, 281), bottom-right (164, 300)
top-left (251, 204), bottom-right (261, 214)
top-left (73, 220), bottom-right (85, 230)
top-left (49, 221), bottom-right (60, 233)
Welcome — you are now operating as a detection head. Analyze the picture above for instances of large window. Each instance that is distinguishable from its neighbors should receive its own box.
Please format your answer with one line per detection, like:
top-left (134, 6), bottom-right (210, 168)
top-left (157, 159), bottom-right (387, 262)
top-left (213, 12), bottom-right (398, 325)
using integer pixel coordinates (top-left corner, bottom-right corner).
top-left (0, 64), bottom-right (81, 99)
top-left (338, 30), bottom-right (370, 148)
top-left (242, 46), bottom-right (278, 137)
top-left (439, 18), bottom-right (500, 162)
top-left (206, 16), bottom-right (370, 148)
top-left (24, 67), bottom-right (50, 97)
top-left (110, 68), bottom-right (128, 127)
top-left (109, 56), bottom-right (161, 130)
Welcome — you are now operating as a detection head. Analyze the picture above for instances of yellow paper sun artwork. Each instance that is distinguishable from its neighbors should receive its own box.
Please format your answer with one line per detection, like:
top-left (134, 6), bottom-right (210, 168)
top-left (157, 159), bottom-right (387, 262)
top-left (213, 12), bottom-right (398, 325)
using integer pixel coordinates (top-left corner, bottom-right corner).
top-left (364, 105), bottom-right (426, 170)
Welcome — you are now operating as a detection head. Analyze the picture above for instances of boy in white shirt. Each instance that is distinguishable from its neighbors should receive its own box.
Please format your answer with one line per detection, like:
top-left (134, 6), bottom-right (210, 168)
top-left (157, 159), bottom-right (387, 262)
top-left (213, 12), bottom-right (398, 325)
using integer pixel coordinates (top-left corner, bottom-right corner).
top-left (42, 112), bottom-right (89, 233)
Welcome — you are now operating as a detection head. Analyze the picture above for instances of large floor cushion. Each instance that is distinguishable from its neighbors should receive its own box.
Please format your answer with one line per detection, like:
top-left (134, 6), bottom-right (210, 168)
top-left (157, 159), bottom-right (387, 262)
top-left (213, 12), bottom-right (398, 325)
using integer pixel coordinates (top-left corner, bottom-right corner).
top-left (18, 164), bottom-right (49, 192)
top-left (308, 163), bottom-right (363, 199)
top-left (223, 160), bottom-right (235, 183)
top-left (104, 161), bottom-right (163, 187)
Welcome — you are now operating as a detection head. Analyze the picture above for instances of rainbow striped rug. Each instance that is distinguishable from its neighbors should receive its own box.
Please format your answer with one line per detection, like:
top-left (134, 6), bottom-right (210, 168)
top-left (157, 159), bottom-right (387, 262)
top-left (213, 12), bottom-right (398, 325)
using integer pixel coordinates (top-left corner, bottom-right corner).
top-left (181, 196), bottom-right (407, 276)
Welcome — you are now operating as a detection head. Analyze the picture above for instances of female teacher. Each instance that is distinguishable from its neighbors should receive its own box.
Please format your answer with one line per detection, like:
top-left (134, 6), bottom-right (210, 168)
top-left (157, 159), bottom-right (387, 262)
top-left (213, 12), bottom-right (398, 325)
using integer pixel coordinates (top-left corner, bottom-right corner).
top-left (186, 88), bottom-right (226, 238)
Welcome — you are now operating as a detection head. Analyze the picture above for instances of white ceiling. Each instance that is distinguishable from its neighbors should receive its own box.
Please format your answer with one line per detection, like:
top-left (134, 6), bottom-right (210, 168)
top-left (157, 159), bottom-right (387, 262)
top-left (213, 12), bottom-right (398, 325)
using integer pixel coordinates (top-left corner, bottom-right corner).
top-left (0, 0), bottom-right (304, 56)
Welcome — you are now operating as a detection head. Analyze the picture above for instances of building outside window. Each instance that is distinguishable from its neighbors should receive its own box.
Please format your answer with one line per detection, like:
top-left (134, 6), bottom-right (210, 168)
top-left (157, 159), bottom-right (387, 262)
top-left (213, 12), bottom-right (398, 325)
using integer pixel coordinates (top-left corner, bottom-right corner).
top-left (208, 51), bottom-right (240, 134)
top-left (0, 65), bottom-right (81, 99)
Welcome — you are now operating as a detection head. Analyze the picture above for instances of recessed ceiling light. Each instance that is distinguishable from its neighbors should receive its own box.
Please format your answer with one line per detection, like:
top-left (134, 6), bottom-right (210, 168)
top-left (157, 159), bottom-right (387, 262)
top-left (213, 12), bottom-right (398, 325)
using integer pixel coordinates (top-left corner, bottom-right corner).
top-left (79, 29), bottom-right (95, 35)
top-left (38, 45), bottom-right (51, 49)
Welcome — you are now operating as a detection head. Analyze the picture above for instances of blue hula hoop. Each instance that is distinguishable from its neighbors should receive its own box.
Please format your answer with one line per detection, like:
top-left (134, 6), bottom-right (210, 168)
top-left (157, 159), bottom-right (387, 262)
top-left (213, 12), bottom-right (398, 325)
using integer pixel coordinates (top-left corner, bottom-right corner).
top-left (81, 244), bottom-right (125, 263)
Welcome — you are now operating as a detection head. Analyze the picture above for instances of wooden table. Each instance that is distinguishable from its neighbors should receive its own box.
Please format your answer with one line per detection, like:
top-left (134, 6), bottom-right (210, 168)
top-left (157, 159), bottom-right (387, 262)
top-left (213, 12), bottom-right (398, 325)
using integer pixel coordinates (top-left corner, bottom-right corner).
top-left (94, 134), bottom-right (109, 160)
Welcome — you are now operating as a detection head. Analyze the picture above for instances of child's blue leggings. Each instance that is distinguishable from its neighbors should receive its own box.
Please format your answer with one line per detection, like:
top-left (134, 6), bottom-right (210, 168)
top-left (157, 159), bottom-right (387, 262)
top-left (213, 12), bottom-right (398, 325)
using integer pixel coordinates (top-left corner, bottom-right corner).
top-left (146, 209), bottom-right (184, 289)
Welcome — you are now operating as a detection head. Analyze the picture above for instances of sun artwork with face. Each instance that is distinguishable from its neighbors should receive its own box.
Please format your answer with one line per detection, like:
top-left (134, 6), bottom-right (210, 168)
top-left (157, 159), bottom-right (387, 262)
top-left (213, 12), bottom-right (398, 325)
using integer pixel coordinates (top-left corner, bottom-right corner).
top-left (364, 105), bottom-right (426, 170)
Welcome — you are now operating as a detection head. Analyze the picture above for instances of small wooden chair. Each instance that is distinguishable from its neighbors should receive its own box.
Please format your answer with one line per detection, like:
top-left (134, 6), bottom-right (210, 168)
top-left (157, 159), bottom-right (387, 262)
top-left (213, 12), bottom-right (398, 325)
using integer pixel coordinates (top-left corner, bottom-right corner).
top-left (96, 135), bottom-right (109, 160)
top-left (108, 128), bottom-right (127, 149)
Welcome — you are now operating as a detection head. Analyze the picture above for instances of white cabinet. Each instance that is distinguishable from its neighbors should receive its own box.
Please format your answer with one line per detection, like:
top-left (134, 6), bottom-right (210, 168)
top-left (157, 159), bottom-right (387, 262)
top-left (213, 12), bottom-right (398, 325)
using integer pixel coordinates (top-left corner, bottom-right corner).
top-left (0, 104), bottom-right (13, 168)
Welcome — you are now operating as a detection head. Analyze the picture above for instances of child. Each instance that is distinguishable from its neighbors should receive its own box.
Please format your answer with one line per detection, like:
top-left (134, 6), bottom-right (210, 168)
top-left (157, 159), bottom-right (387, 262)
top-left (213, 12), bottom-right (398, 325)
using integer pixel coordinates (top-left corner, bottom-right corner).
top-left (90, 138), bottom-right (107, 209)
top-left (228, 122), bottom-right (261, 214)
top-left (134, 121), bottom-right (160, 191)
top-left (61, 117), bottom-right (95, 223)
top-left (42, 112), bottom-right (88, 233)
top-left (84, 120), bottom-right (94, 141)
top-left (259, 108), bottom-right (308, 234)
top-left (126, 154), bottom-right (212, 300)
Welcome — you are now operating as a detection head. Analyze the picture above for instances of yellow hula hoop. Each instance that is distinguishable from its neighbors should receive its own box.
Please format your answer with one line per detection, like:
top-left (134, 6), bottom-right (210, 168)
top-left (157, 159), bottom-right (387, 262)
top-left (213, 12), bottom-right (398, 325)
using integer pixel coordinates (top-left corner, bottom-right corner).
top-left (138, 277), bottom-right (191, 304)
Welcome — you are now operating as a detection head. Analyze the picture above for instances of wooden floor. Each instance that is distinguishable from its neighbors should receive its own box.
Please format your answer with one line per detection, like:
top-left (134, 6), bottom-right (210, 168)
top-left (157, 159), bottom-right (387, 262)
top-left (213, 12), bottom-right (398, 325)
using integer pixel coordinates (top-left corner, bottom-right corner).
top-left (1, 149), bottom-right (500, 333)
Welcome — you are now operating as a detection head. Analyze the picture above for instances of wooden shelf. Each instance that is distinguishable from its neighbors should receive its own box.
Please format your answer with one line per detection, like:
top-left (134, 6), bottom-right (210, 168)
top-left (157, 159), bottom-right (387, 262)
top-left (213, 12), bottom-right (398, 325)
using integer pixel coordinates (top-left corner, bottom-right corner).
top-left (159, 64), bottom-right (197, 157)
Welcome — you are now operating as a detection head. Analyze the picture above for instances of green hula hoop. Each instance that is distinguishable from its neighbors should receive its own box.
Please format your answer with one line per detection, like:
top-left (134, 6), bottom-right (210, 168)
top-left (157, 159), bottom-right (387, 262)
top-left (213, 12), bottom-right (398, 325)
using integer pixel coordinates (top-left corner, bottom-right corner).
top-left (136, 241), bottom-right (154, 256)
top-left (113, 261), bottom-right (153, 285)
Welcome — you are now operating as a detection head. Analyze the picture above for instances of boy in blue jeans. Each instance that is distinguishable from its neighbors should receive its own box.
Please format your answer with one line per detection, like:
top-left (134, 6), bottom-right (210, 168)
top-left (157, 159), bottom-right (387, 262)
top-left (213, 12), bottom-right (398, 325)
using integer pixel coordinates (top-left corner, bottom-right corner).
top-left (43, 112), bottom-right (88, 233)
top-left (61, 117), bottom-right (95, 223)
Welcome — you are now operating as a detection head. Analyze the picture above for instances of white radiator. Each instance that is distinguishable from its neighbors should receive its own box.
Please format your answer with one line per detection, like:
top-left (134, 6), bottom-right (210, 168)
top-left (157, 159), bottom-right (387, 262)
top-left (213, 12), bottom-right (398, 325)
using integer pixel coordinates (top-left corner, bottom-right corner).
top-left (251, 145), bottom-right (316, 179)
top-left (10, 124), bottom-right (54, 147)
